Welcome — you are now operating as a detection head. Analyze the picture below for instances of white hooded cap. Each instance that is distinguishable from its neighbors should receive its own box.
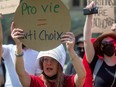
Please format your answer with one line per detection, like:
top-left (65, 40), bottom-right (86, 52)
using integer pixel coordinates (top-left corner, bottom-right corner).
top-left (37, 44), bottom-right (66, 70)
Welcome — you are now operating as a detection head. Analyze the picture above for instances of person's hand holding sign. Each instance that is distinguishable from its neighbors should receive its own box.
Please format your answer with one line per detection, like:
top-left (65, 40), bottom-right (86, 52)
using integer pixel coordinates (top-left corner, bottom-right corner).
top-left (10, 22), bottom-right (24, 46)
top-left (14, 0), bottom-right (71, 51)
top-left (61, 32), bottom-right (75, 51)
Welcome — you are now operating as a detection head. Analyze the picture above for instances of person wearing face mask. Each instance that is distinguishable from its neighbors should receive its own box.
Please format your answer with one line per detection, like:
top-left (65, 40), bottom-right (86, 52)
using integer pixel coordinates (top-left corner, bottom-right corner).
top-left (84, 1), bottom-right (116, 87)
top-left (75, 34), bottom-right (85, 58)
top-left (101, 40), bottom-right (116, 57)
top-left (64, 33), bottom-right (95, 87)
top-left (65, 34), bottom-right (84, 75)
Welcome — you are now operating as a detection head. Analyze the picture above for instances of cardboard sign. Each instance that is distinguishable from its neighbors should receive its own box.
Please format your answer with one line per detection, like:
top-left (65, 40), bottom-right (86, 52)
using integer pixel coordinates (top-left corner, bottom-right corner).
top-left (0, 0), bottom-right (20, 14)
top-left (87, 0), bottom-right (115, 33)
top-left (14, 0), bottom-right (71, 51)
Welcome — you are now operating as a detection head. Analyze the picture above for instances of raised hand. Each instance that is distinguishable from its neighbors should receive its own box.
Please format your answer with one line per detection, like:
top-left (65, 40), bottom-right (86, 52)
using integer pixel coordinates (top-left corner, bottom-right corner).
top-left (60, 32), bottom-right (75, 51)
top-left (10, 22), bottom-right (24, 46)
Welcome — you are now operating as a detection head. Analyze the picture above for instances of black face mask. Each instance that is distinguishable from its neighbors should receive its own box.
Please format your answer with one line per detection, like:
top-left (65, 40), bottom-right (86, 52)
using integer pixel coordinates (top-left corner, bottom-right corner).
top-left (76, 47), bottom-right (84, 58)
top-left (42, 72), bottom-right (57, 80)
top-left (102, 44), bottom-right (115, 57)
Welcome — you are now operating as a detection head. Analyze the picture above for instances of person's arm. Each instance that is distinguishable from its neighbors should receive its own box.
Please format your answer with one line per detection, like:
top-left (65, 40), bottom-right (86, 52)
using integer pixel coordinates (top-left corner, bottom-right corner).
top-left (10, 22), bottom-right (31, 87)
top-left (83, 1), bottom-right (96, 63)
top-left (0, 13), bottom-right (3, 86)
top-left (61, 32), bottom-right (86, 87)
top-left (0, 13), bottom-right (2, 59)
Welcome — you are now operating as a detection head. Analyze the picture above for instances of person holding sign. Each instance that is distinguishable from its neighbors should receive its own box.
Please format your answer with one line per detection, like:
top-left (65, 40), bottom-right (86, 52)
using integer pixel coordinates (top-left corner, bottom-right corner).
top-left (0, 13), bottom-right (40, 87)
top-left (65, 34), bottom-right (85, 75)
top-left (10, 22), bottom-right (86, 87)
top-left (83, 1), bottom-right (116, 87)
top-left (111, 23), bottom-right (116, 32)
top-left (0, 14), bottom-right (23, 87)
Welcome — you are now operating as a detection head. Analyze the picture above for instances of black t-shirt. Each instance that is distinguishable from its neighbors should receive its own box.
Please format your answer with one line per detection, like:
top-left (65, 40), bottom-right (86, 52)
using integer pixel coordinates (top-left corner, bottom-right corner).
top-left (90, 55), bottom-right (116, 87)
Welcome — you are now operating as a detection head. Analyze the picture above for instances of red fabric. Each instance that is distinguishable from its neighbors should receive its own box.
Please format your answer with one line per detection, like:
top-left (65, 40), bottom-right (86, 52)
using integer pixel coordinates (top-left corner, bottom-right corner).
top-left (83, 56), bottom-right (93, 87)
top-left (82, 38), bottom-right (96, 87)
top-left (30, 75), bottom-right (75, 87)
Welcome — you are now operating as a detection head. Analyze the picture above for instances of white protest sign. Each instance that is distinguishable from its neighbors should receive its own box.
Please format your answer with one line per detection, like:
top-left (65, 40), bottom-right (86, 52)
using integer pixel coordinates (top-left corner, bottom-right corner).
top-left (14, 0), bottom-right (71, 51)
top-left (0, 0), bottom-right (20, 14)
top-left (87, 0), bottom-right (115, 33)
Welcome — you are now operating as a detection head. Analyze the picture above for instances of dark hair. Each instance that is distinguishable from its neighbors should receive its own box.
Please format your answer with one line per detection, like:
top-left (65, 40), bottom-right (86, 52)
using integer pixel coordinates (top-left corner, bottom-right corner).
top-left (75, 34), bottom-right (83, 45)
top-left (22, 44), bottom-right (26, 49)
top-left (93, 32), bottom-right (116, 57)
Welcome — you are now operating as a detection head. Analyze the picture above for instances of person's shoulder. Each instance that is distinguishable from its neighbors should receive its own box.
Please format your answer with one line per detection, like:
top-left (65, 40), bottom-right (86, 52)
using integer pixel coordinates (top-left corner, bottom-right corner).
top-left (30, 75), bottom-right (43, 82)
top-left (63, 74), bottom-right (75, 87)
top-left (30, 75), bottom-right (44, 87)
top-left (2, 44), bottom-right (16, 59)
top-left (64, 74), bottom-right (75, 78)
top-left (2, 44), bottom-right (16, 50)
top-left (3, 44), bottom-right (16, 48)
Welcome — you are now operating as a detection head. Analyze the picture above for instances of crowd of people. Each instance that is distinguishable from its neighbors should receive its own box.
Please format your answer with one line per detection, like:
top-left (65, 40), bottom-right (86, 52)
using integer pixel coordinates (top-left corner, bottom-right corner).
top-left (0, 1), bottom-right (116, 87)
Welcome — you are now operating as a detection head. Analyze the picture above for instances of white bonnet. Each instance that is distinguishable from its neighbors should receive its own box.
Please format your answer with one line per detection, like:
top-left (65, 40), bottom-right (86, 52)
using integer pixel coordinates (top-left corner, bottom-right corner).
top-left (37, 44), bottom-right (66, 70)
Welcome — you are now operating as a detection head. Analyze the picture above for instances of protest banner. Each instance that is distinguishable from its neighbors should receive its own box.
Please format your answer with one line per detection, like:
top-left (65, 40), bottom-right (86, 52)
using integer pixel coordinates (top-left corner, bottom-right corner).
top-left (14, 0), bottom-right (71, 51)
top-left (87, 0), bottom-right (115, 33)
top-left (0, 0), bottom-right (20, 14)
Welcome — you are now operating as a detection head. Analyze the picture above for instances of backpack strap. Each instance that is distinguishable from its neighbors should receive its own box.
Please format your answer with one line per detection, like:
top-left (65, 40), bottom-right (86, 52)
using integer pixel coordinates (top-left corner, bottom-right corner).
top-left (93, 59), bottom-right (103, 85)
top-left (1, 58), bottom-right (6, 87)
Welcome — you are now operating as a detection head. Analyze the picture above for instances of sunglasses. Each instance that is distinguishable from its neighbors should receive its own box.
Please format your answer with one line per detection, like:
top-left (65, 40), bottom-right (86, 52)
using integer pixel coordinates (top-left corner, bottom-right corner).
top-left (101, 40), bottom-right (116, 46)
top-left (76, 47), bottom-right (84, 52)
